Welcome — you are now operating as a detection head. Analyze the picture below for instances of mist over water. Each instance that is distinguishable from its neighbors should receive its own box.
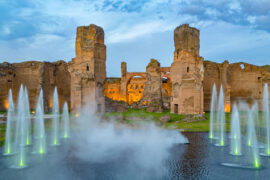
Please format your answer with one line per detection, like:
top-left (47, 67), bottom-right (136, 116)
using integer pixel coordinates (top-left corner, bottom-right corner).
top-left (70, 104), bottom-right (188, 179)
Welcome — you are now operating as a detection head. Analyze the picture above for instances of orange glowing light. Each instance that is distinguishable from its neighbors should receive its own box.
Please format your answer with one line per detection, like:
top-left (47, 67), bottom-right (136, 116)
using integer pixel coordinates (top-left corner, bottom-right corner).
top-left (4, 99), bottom-right (9, 110)
top-left (224, 104), bottom-right (231, 112)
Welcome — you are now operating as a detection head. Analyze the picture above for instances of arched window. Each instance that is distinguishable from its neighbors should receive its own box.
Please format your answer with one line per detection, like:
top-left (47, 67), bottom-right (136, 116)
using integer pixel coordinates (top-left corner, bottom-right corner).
top-left (240, 64), bottom-right (245, 70)
top-left (86, 65), bottom-right (89, 71)
top-left (187, 66), bottom-right (189, 73)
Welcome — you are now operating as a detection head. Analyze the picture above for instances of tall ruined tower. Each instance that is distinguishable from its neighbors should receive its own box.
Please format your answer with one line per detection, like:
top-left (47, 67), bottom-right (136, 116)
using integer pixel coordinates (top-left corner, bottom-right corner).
top-left (170, 24), bottom-right (204, 114)
top-left (69, 24), bottom-right (106, 112)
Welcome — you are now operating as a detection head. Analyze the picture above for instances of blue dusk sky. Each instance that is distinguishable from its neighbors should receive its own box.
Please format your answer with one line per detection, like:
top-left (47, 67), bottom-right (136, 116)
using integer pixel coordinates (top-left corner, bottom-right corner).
top-left (0, 0), bottom-right (270, 77)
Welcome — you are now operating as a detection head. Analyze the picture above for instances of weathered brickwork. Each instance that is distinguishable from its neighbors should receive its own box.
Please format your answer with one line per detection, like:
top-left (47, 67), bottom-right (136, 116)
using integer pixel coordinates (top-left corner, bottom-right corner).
top-left (0, 61), bottom-right (70, 112)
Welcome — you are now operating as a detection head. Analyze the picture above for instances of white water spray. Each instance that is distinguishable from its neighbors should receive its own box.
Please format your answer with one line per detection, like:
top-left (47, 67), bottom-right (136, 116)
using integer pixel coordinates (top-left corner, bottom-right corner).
top-left (209, 84), bottom-right (217, 139)
top-left (51, 87), bottom-right (60, 145)
top-left (230, 104), bottom-right (241, 155)
top-left (3, 89), bottom-right (15, 155)
top-left (24, 87), bottom-right (31, 145)
top-left (263, 83), bottom-right (270, 155)
top-left (13, 85), bottom-right (27, 168)
top-left (33, 89), bottom-right (46, 154)
top-left (216, 85), bottom-right (225, 146)
top-left (62, 102), bottom-right (70, 138)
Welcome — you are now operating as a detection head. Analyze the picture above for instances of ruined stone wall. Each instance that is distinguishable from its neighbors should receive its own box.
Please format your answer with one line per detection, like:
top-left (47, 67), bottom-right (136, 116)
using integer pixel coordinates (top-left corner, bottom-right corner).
top-left (203, 61), bottom-right (221, 111)
top-left (42, 61), bottom-right (70, 112)
top-left (0, 63), bottom-right (15, 110)
top-left (104, 78), bottom-right (121, 101)
top-left (228, 63), bottom-right (270, 108)
top-left (104, 77), bottom-right (146, 105)
top-left (141, 59), bottom-right (163, 112)
top-left (203, 61), bottom-right (270, 111)
top-left (0, 61), bottom-right (70, 112)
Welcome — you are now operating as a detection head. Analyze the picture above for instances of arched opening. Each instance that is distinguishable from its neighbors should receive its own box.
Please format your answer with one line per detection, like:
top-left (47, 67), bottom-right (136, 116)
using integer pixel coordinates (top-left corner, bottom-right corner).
top-left (126, 75), bottom-right (146, 104)
top-left (86, 64), bottom-right (89, 71)
top-left (161, 77), bottom-right (172, 96)
top-left (187, 66), bottom-right (189, 73)
top-left (162, 76), bottom-right (172, 109)
top-left (240, 64), bottom-right (245, 70)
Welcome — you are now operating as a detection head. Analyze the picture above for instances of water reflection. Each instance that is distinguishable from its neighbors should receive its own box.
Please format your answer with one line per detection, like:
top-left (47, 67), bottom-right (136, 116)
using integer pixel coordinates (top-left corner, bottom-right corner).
top-left (179, 132), bottom-right (208, 179)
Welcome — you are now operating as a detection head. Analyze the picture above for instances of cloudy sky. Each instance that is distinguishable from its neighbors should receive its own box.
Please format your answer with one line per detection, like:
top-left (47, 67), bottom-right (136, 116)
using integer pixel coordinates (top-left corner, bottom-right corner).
top-left (0, 0), bottom-right (269, 77)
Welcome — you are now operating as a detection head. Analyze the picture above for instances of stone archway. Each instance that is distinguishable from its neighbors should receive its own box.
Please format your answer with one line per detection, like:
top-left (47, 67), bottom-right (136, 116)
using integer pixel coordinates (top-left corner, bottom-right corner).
top-left (120, 72), bottom-right (147, 103)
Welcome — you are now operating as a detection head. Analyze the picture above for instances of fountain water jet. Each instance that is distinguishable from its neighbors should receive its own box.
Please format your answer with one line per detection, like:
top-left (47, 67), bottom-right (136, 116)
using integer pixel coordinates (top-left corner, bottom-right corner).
top-left (247, 105), bottom-right (254, 147)
top-left (33, 89), bottom-right (46, 154)
top-left (249, 103), bottom-right (261, 168)
top-left (221, 103), bottom-right (262, 169)
top-left (3, 89), bottom-right (15, 155)
top-left (262, 83), bottom-right (270, 156)
top-left (215, 85), bottom-right (226, 146)
top-left (13, 85), bottom-right (27, 168)
top-left (209, 84), bottom-right (217, 139)
top-left (62, 102), bottom-right (70, 138)
top-left (51, 87), bottom-right (60, 146)
top-left (230, 104), bottom-right (242, 155)
top-left (24, 87), bottom-right (31, 145)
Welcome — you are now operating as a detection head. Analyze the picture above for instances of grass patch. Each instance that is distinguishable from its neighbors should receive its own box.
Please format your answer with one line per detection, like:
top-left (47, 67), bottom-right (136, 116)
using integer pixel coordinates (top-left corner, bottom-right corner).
top-left (105, 108), bottom-right (212, 131)
top-left (105, 108), bottom-right (185, 123)
top-left (163, 112), bottom-right (231, 132)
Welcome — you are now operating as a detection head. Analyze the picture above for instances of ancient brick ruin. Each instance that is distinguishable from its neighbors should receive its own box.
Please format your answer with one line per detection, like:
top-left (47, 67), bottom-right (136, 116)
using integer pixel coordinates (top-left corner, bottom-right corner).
top-left (103, 24), bottom-right (270, 114)
top-left (0, 24), bottom-right (269, 114)
top-left (69, 24), bottom-right (106, 113)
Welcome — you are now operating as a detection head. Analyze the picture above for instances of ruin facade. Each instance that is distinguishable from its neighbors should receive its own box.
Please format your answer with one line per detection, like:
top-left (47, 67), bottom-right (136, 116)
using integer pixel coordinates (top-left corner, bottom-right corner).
top-left (0, 23), bottom-right (269, 114)
top-left (69, 24), bottom-right (106, 113)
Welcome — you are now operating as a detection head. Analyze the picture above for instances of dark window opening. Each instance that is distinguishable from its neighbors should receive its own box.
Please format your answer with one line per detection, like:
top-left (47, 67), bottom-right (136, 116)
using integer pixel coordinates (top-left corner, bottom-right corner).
top-left (162, 77), bottom-right (168, 83)
top-left (13, 74), bottom-right (16, 78)
top-left (86, 65), bottom-right (89, 71)
top-left (187, 67), bottom-right (189, 73)
top-left (174, 104), bottom-right (178, 114)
